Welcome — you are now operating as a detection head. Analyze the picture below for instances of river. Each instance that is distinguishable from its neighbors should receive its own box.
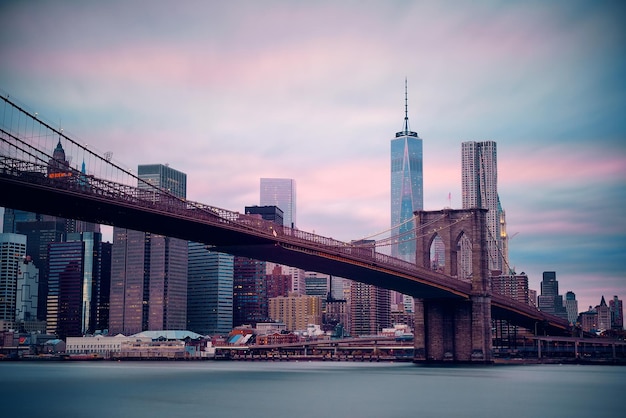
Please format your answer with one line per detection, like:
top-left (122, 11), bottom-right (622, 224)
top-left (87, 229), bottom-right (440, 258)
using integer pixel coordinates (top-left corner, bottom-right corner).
top-left (0, 361), bottom-right (623, 417)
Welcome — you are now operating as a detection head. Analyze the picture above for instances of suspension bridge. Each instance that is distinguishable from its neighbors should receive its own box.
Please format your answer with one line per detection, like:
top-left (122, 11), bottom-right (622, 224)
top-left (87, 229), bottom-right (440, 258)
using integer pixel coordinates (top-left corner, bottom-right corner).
top-left (0, 94), bottom-right (569, 362)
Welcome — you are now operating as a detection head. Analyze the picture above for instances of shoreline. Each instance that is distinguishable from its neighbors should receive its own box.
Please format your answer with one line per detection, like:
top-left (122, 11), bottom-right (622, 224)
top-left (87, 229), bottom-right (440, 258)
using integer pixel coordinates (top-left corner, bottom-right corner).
top-left (3, 354), bottom-right (625, 365)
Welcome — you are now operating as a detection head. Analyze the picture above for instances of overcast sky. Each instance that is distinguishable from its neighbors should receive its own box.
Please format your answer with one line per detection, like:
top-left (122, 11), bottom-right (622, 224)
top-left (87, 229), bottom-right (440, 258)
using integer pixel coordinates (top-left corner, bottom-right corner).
top-left (1, 0), bottom-right (624, 312)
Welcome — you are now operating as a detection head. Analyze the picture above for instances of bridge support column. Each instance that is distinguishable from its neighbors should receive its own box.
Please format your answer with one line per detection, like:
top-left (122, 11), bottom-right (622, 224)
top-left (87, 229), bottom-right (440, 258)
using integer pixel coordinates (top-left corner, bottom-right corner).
top-left (425, 302), bottom-right (445, 361)
top-left (414, 298), bottom-right (492, 363)
top-left (413, 299), bottom-right (426, 361)
top-left (453, 301), bottom-right (472, 362)
top-left (469, 294), bottom-right (492, 362)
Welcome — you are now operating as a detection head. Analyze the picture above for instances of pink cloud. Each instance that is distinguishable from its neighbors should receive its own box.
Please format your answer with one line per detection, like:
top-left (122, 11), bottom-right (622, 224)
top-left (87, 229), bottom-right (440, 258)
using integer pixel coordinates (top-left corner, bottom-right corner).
top-left (501, 146), bottom-right (626, 186)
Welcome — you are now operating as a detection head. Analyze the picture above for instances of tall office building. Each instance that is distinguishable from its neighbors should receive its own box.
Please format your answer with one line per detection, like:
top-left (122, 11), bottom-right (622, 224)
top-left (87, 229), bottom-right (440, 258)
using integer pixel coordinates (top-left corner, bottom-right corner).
top-left (137, 164), bottom-right (187, 198)
top-left (47, 232), bottom-right (105, 338)
top-left (349, 239), bottom-right (392, 334)
top-left (461, 140), bottom-right (503, 273)
top-left (349, 281), bottom-right (390, 336)
top-left (305, 273), bottom-right (329, 299)
top-left (390, 80), bottom-right (423, 262)
top-left (109, 164), bottom-right (188, 335)
top-left (0, 233), bottom-right (27, 331)
top-left (233, 256), bottom-right (268, 327)
top-left (609, 295), bottom-right (623, 330)
top-left (260, 178), bottom-right (296, 229)
top-left (596, 296), bottom-right (611, 331)
top-left (4, 209), bottom-right (66, 321)
top-left (491, 272), bottom-right (529, 305)
top-left (97, 242), bottom-right (112, 333)
top-left (564, 291), bottom-right (579, 325)
top-left (187, 242), bottom-right (233, 336)
top-left (15, 256), bottom-right (39, 325)
top-left (3, 209), bottom-right (38, 233)
top-left (258, 180), bottom-right (305, 295)
top-left (537, 271), bottom-right (567, 320)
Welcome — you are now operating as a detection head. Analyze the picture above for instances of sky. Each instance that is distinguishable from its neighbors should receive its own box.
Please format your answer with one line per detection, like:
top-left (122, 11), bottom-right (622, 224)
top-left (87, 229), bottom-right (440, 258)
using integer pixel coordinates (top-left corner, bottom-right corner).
top-left (1, 0), bottom-right (625, 313)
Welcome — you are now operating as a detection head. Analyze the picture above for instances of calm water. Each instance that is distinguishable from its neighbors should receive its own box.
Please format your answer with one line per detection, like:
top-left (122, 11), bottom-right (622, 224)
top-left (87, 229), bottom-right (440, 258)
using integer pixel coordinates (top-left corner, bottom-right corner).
top-left (0, 361), bottom-right (623, 417)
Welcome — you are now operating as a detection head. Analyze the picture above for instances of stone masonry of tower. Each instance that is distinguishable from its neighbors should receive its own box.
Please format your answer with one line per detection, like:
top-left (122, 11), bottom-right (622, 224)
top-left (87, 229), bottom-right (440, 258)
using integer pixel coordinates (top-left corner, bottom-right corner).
top-left (413, 208), bottom-right (492, 362)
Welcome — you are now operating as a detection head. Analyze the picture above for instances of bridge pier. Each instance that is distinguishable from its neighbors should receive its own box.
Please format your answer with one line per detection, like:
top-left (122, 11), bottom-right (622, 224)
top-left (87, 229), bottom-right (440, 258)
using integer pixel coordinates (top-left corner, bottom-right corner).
top-left (413, 296), bottom-right (492, 363)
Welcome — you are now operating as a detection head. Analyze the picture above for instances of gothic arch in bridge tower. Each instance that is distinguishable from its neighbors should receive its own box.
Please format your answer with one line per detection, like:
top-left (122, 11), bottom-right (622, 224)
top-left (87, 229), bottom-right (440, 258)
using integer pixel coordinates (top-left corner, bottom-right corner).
top-left (415, 208), bottom-right (489, 294)
top-left (413, 208), bottom-right (493, 363)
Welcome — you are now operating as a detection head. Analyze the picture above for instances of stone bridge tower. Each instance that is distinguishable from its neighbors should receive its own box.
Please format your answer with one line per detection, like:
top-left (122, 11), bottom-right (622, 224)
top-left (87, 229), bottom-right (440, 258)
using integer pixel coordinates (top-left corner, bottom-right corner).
top-left (413, 208), bottom-right (492, 363)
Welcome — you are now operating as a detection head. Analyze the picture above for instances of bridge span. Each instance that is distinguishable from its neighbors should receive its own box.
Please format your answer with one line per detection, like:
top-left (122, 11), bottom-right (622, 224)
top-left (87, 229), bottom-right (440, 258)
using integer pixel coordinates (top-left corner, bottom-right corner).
top-left (0, 94), bottom-right (569, 362)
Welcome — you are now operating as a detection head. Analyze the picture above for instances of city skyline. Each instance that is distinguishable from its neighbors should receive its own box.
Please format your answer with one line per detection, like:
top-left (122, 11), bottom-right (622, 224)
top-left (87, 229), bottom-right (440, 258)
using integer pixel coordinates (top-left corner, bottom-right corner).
top-left (0, 1), bottom-right (624, 312)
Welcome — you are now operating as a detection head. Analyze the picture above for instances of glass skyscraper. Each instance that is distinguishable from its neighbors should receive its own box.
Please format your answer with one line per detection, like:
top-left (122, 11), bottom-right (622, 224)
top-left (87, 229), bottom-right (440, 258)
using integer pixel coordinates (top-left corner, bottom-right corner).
top-left (187, 242), bottom-right (233, 336)
top-left (259, 178), bottom-right (305, 295)
top-left (47, 232), bottom-right (105, 338)
top-left (390, 81), bottom-right (423, 262)
top-left (109, 164), bottom-right (188, 335)
top-left (137, 164), bottom-right (187, 198)
top-left (260, 178), bottom-right (296, 228)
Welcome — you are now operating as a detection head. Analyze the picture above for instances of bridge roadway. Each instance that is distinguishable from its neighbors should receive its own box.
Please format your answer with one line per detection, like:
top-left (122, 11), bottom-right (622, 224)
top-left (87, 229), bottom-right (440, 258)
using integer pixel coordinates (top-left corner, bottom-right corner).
top-left (0, 158), bottom-right (568, 334)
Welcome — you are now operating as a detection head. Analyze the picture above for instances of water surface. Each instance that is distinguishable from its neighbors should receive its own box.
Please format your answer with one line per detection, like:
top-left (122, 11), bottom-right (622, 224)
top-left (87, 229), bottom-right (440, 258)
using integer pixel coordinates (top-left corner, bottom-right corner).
top-left (1, 361), bottom-right (623, 417)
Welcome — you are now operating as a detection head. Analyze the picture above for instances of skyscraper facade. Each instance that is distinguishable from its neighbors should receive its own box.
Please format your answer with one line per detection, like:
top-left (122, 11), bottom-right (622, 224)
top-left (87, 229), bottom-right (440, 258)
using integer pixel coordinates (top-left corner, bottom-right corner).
top-left (258, 180), bottom-right (305, 295)
top-left (266, 264), bottom-right (292, 299)
top-left (47, 232), bottom-right (105, 338)
top-left (390, 81), bottom-right (423, 262)
top-left (596, 296), bottom-right (611, 331)
top-left (268, 295), bottom-right (322, 332)
top-left (537, 271), bottom-right (567, 320)
top-left (260, 178), bottom-right (296, 229)
top-left (233, 256), bottom-right (267, 327)
top-left (491, 272), bottom-right (529, 305)
top-left (15, 256), bottom-right (39, 324)
top-left (109, 164), bottom-right (188, 335)
top-left (461, 140), bottom-right (502, 273)
top-left (0, 233), bottom-right (27, 331)
top-left (187, 242), bottom-right (233, 336)
top-left (349, 280), bottom-right (390, 336)
top-left (97, 242), bottom-right (112, 333)
top-left (47, 240), bottom-right (84, 338)
top-left (5, 210), bottom-right (66, 321)
top-left (137, 164), bottom-right (187, 198)
top-left (609, 295), bottom-right (623, 330)
top-left (564, 291), bottom-right (579, 325)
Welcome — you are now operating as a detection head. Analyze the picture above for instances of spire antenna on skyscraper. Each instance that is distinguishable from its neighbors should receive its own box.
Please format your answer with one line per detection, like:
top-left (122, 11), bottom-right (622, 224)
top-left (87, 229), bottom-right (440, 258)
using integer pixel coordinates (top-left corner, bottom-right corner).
top-left (404, 77), bottom-right (410, 133)
top-left (396, 79), bottom-right (417, 138)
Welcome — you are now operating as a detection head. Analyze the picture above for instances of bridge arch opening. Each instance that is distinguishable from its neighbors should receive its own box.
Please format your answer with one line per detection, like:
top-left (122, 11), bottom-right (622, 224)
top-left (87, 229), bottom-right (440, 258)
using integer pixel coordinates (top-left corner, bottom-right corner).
top-left (455, 231), bottom-right (472, 282)
top-left (429, 234), bottom-right (445, 273)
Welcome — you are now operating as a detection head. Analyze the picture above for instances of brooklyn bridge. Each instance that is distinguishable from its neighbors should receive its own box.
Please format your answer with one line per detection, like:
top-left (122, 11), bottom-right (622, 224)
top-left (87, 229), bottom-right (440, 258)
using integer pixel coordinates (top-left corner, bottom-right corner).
top-left (0, 95), bottom-right (569, 363)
